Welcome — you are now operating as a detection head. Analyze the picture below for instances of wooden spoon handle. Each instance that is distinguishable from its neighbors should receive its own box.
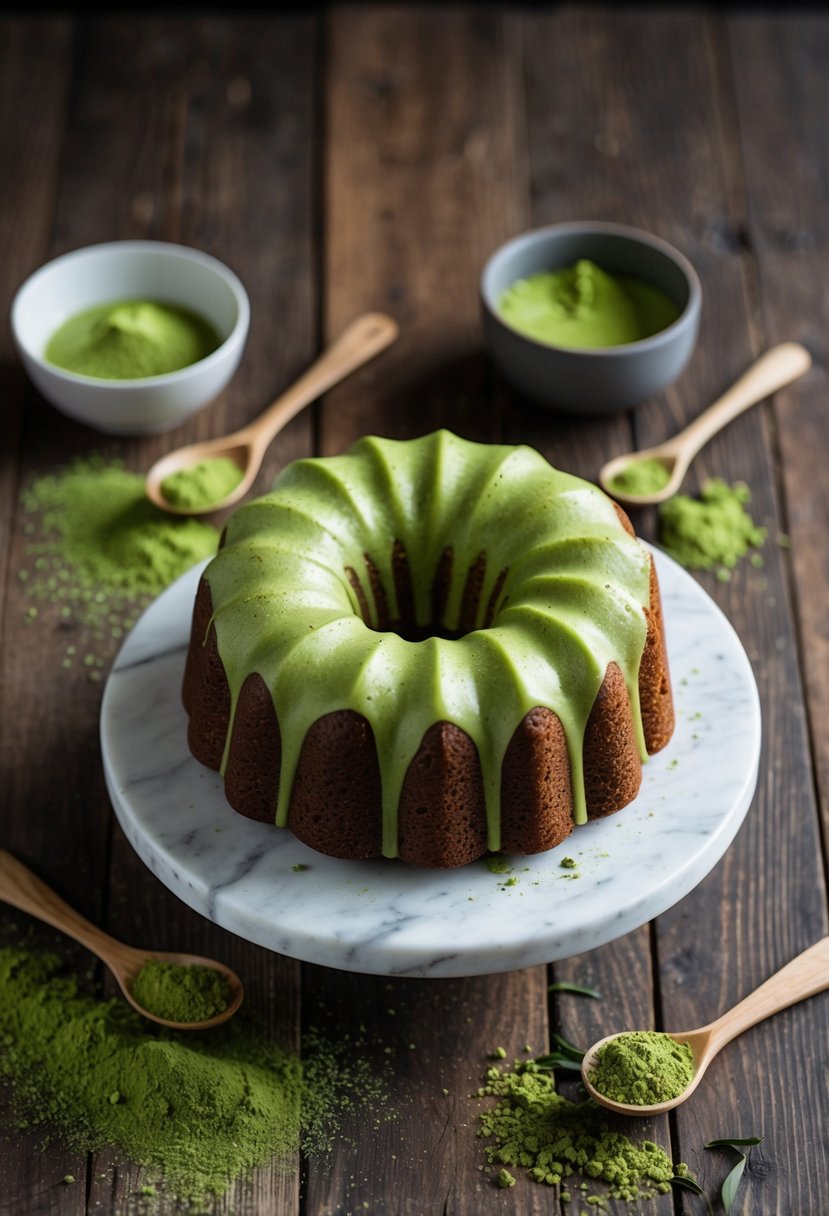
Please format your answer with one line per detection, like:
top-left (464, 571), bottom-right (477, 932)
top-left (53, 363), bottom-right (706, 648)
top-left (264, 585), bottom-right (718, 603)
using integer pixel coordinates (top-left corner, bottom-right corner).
top-left (672, 342), bottom-right (811, 463)
top-left (704, 935), bottom-right (829, 1054)
top-left (0, 848), bottom-right (134, 967)
top-left (244, 312), bottom-right (399, 452)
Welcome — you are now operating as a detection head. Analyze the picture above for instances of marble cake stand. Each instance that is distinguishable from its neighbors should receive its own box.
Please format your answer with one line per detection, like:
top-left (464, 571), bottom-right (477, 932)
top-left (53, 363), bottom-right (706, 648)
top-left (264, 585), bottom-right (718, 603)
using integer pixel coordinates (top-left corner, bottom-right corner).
top-left (101, 549), bottom-right (761, 979)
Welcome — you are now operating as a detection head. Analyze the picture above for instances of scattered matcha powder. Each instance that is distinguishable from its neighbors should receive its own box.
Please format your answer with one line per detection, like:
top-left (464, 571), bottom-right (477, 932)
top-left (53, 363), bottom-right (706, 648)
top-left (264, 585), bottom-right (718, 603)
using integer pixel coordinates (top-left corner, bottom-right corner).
top-left (160, 457), bottom-right (244, 512)
top-left (658, 477), bottom-right (766, 576)
top-left (0, 947), bottom-right (392, 1206)
top-left (476, 1058), bottom-right (686, 1201)
top-left (131, 959), bottom-right (229, 1024)
top-left (18, 454), bottom-right (219, 646)
top-left (560, 856), bottom-right (578, 870)
top-left (608, 457), bottom-right (671, 497)
top-left (588, 1031), bottom-right (694, 1105)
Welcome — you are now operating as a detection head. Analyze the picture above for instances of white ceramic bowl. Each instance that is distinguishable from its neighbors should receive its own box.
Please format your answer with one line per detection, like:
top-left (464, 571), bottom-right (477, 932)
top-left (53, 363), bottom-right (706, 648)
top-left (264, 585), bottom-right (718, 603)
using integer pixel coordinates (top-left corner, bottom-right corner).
top-left (10, 240), bottom-right (250, 435)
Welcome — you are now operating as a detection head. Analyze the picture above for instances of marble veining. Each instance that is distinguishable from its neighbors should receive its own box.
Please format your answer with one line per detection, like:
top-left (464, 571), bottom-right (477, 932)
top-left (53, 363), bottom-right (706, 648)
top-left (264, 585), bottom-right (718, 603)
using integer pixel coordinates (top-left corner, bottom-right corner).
top-left (101, 548), bottom-right (761, 978)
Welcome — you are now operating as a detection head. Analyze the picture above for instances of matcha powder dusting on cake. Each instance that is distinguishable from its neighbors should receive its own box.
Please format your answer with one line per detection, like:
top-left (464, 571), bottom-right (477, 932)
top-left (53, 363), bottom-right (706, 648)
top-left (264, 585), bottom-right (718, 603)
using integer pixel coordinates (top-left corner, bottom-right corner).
top-left (18, 454), bottom-right (219, 651)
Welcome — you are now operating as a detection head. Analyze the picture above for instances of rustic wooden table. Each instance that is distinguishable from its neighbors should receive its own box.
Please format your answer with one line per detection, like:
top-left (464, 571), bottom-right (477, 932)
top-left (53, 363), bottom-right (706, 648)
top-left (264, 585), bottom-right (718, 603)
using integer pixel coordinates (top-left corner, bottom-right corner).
top-left (1, 8), bottom-right (828, 1214)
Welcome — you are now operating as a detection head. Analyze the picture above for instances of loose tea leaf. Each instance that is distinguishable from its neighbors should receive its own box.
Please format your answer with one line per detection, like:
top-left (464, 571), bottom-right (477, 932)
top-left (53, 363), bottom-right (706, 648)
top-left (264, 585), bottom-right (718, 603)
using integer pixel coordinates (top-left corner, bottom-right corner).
top-left (671, 1174), bottom-right (713, 1216)
top-left (533, 1034), bottom-right (586, 1072)
top-left (721, 1156), bottom-right (748, 1213)
top-left (705, 1136), bottom-right (763, 1214)
top-left (548, 981), bottom-right (602, 999)
top-left (705, 1137), bottom-right (763, 1149)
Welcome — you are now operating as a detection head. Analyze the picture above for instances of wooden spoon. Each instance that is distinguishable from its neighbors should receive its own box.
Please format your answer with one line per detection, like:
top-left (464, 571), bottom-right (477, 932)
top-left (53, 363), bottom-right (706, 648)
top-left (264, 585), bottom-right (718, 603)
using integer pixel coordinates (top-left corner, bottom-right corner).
top-left (598, 341), bottom-right (812, 506)
top-left (145, 311), bottom-right (399, 515)
top-left (581, 935), bottom-right (829, 1116)
top-left (0, 848), bottom-right (243, 1031)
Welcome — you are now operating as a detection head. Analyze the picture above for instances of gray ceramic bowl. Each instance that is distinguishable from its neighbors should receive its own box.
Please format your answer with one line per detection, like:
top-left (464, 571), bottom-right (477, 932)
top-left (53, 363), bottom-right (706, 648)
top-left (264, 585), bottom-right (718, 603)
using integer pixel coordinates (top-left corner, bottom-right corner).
top-left (480, 221), bottom-right (701, 414)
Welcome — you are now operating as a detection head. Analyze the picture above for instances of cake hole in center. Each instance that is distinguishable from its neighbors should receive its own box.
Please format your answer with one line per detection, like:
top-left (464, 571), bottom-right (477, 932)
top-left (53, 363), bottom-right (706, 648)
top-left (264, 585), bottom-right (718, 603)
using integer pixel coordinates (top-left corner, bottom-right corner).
top-left (345, 544), bottom-right (508, 643)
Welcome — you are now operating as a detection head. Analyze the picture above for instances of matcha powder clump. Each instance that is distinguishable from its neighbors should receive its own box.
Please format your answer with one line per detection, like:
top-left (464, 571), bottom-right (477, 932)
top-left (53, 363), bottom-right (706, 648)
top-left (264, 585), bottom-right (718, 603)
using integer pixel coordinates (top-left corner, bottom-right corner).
top-left (476, 1059), bottom-right (685, 1202)
top-left (18, 454), bottom-right (219, 644)
top-left (658, 477), bottom-right (766, 576)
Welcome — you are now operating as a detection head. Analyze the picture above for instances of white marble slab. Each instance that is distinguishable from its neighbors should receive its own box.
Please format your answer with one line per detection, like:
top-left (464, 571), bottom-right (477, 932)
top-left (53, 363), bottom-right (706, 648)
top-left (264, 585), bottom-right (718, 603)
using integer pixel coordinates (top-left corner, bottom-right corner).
top-left (100, 548), bottom-right (760, 978)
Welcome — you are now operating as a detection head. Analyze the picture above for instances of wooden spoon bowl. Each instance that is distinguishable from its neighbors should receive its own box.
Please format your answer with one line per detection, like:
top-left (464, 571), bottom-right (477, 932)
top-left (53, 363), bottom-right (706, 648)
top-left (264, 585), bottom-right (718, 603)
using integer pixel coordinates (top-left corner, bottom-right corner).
top-left (0, 848), bottom-right (243, 1031)
top-left (581, 935), bottom-right (829, 1116)
top-left (599, 341), bottom-right (811, 506)
top-left (146, 312), bottom-right (399, 515)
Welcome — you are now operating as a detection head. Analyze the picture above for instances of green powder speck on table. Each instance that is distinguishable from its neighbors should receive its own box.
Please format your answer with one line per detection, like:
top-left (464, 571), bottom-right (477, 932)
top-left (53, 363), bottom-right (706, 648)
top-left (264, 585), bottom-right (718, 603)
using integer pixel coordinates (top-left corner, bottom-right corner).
top-left (18, 454), bottom-right (219, 651)
top-left (476, 1057), bottom-right (687, 1202)
top-left (0, 947), bottom-right (392, 1209)
top-left (658, 477), bottom-right (766, 575)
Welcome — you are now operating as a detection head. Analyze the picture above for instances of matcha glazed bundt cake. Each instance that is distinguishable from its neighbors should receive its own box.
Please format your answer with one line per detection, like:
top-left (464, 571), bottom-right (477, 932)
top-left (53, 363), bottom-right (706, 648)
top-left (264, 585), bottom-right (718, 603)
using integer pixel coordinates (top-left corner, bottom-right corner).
top-left (182, 430), bottom-right (674, 867)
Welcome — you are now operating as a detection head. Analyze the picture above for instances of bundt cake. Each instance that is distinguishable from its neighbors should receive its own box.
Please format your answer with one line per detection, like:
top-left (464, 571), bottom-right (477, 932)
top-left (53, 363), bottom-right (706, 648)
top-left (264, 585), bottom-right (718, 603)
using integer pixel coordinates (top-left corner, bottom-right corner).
top-left (182, 430), bottom-right (674, 868)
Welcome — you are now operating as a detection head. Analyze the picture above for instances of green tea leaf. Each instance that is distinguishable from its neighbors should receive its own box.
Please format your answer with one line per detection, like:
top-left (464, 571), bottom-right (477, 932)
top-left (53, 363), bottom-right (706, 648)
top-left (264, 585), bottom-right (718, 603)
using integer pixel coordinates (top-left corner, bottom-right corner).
top-left (532, 1053), bottom-right (583, 1073)
top-left (721, 1154), bottom-right (748, 1213)
top-left (704, 1136), bottom-right (762, 1213)
top-left (548, 981), bottom-right (602, 999)
top-left (532, 1033), bottom-right (585, 1072)
top-left (670, 1174), bottom-right (705, 1195)
top-left (672, 1174), bottom-right (714, 1216)
top-left (550, 1032), bottom-right (585, 1061)
top-left (704, 1137), bottom-right (763, 1149)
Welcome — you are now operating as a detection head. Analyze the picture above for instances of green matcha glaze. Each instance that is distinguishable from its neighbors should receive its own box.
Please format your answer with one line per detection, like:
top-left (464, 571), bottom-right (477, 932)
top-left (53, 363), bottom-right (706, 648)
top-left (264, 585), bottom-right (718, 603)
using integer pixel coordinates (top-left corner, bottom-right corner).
top-left (46, 299), bottom-right (221, 380)
top-left (202, 431), bottom-right (653, 856)
top-left (499, 260), bottom-right (680, 349)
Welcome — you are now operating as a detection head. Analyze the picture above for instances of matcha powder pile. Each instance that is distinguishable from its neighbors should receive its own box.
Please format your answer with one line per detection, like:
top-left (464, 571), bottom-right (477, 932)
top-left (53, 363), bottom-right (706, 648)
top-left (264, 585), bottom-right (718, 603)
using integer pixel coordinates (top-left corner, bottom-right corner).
top-left (18, 455), bottom-right (219, 658)
top-left (476, 1058), bottom-right (688, 1203)
top-left (0, 947), bottom-right (391, 1207)
top-left (658, 477), bottom-right (767, 579)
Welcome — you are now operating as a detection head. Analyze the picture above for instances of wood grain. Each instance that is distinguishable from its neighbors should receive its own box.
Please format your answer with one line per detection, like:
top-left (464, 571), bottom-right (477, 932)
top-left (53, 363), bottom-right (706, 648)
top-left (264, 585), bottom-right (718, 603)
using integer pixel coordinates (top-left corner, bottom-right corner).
top-left (1, 8), bottom-right (828, 1215)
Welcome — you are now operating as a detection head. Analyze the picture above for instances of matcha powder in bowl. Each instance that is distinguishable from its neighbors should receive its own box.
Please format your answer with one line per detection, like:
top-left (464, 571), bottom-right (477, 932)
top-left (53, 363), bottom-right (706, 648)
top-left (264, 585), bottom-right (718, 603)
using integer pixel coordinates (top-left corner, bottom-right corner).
top-left (18, 454), bottom-right (219, 667)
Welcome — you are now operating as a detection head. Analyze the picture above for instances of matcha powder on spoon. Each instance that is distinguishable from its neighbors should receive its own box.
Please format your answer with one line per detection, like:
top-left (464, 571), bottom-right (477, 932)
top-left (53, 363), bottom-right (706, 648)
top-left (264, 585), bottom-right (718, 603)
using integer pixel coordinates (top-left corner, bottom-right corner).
top-left (18, 454), bottom-right (219, 648)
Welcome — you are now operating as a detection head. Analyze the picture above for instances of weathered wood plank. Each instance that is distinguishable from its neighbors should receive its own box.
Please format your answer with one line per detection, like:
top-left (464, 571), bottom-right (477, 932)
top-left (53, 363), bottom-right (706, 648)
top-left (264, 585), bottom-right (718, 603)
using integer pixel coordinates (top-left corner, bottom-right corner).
top-left (1, 12), bottom-right (318, 1214)
top-left (653, 15), bottom-right (829, 1211)
top-left (321, 3), bottom-right (526, 454)
top-left (0, 18), bottom-right (82, 1211)
top-left (0, 17), bottom-right (73, 650)
top-left (728, 13), bottom-right (829, 850)
top-left (515, 9), bottom-right (735, 1210)
top-left (307, 7), bottom-right (550, 1214)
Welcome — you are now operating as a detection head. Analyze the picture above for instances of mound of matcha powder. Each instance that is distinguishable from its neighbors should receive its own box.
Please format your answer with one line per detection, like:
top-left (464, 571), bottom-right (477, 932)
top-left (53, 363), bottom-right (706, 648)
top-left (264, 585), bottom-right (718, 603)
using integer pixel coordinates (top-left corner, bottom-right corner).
top-left (608, 456), bottom-right (671, 497)
top-left (18, 454), bottom-right (219, 649)
top-left (658, 477), bottom-right (766, 577)
top-left (160, 456), bottom-right (244, 511)
top-left (588, 1031), bottom-right (694, 1105)
top-left (0, 947), bottom-right (391, 1207)
top-left (131, 959), bottom-right (229, 1024)
top-left (476, 1058), bottom-right (687, 1202)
